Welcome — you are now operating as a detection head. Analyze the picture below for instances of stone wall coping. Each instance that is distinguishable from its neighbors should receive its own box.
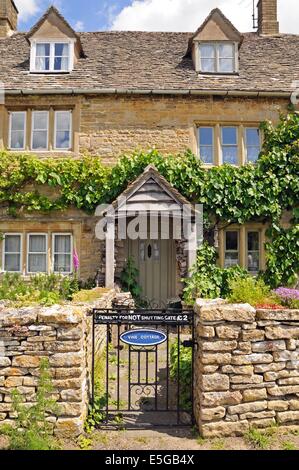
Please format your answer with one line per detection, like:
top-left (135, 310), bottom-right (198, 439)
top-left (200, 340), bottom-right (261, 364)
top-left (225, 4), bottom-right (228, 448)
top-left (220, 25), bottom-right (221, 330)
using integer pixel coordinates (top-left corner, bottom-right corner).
top-left (195, 299), bottom-right (299, 323)
top-left (0, 289), bottom-right (116, 326)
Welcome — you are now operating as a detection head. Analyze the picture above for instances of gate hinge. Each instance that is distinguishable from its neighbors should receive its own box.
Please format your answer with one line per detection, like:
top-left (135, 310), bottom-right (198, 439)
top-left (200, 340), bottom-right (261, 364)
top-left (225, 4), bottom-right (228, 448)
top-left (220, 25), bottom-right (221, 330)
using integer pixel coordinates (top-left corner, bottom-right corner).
top-left (181, 340), bottom-right (196, 348)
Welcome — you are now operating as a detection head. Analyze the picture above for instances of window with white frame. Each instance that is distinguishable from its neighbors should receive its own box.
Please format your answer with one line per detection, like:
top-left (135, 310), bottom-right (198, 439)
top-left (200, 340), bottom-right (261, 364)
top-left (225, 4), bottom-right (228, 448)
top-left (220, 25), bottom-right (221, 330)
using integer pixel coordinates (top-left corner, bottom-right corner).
top-left (198, 127), bottom-right (214, 164)
top-left (53, 234), bottom-right (72, 274)
top-left (9, 112), bottom-right (26, 150)
top-left (199, 42), bottom-right (236, 74)
top-left (247, 231), bottom-right (260, 273)
top-left (31, 111), bottom-right (49, 151)
top-left (31, 42), bottom-right (72, 73)
top-left (245, 128), bottom-right (261, 163)
top-left (27, 234), bottom-right (48, 273)
top-left (55, 111), bottom-right (72, 150)
top-left (221, 127), bottom-right (238, 165)
top-left (224, 231), bottom-right (239, 268)
top-left (3, 234), bottom-right (22, 272)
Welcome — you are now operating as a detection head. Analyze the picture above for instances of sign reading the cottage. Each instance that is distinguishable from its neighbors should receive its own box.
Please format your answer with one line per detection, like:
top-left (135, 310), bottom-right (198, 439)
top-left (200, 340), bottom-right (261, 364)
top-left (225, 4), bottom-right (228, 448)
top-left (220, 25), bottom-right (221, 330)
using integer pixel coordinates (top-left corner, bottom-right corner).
top-left (120, 329), bottom-right (167, 347)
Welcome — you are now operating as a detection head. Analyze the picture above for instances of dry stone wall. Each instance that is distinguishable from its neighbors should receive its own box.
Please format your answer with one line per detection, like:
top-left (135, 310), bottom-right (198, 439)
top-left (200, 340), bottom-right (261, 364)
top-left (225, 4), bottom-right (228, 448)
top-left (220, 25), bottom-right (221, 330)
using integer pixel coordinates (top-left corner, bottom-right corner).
top-left (194, 299), bottom-right (299, 437)
top-left (0, 289), bottom-right (115, 438)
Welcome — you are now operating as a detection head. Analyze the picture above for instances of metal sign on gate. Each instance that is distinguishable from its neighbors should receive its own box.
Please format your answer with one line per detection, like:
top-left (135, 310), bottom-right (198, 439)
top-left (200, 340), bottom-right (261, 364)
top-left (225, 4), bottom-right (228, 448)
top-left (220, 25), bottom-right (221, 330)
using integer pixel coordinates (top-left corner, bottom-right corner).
top-left (91, 308), bottom-right (195, 429)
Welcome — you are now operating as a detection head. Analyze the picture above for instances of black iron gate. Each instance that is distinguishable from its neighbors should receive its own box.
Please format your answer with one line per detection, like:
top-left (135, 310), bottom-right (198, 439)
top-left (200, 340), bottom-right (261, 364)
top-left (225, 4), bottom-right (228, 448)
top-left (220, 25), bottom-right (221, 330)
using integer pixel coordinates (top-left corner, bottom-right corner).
top-left (91, 308), bottom-right (195, 428)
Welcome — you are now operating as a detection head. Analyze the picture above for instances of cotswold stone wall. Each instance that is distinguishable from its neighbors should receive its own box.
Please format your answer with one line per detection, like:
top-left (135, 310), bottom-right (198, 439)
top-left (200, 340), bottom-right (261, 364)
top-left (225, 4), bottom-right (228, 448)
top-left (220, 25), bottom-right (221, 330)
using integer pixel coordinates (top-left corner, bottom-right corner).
top-left (0, 289), bottom-right (115, 438)
top-left (194, 300), bottom-right (299, 437)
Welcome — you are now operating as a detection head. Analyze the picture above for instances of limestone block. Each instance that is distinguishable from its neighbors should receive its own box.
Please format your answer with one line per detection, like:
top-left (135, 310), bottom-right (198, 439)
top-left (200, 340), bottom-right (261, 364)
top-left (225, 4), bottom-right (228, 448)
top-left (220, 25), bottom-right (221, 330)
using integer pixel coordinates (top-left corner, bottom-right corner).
top-left (201, 341), bottom-right (237, 352)
top-left (222, 365), bottom-right (254, 375)
top-left (250, 418), bottom-right (276, 428)
top-left (216, 325), bottom-right (240, 340)
top-left (201, 391), bottom-right (242, 407)
top-left (49, 352), bottom-right (83, 368)
top-left (242, 330), bottom-right (265, 341)
top-left (240, 410), bottom-right (275, 420)
top-left (265, 326), bottom-right (299, 340)
top-left (200, 406), bottom-right (226, 421)
top-left (196, 302), bottom-right (255, 323)
top-left (201, 353), bottom-right (231, 365)
top-left (254, 363), bottom-right (286, 373)
top-left (243, 388), bottom-right (267, 402)
top-left (228, 401), bottom-right (267, 415)
top-left (278, 377), bottom-right (299, 386)
top-left (231, 354), bottom-right (273, 365)
top-left (273, 351), bottom-right (299, 362)
top-left (277, 411), bottom-right (299, 424)
top-left (38, 306), bottom-right (83, 325)
top-left (12, 356), bottom-right (41, 368)
top-left (197, 325), bottom-right (215, 338)
top-left (54, 417), bottom-right (84, 438)
top-left (256, 310), bottom-right (299, 321)
top-left (201, 374), bottom-right (230, 392)
top-left (57, 326), bottom-right (82, 341)
top-left (268, 386), bottom-right (299, 396)
top-left (54, 368), bottom-right (83, 379)
top-left (252, 340), bottom-right (286, 353)
top-left (0, 358), bottom-right (11, 367)
top-left (230, 375), bottom-right (263, 385)
top-left (268, 400), bottom-right (289, 411)
top-left (56, 403), bottom-right (82, 417)
top-left (200, 420), bottom-right (249, 438)
top-left (289, 400), bottom-right (299, 410)
top-left (60, 389), bottom-right (83, 402)
top-left (4, 377), bottom-right (23, 387)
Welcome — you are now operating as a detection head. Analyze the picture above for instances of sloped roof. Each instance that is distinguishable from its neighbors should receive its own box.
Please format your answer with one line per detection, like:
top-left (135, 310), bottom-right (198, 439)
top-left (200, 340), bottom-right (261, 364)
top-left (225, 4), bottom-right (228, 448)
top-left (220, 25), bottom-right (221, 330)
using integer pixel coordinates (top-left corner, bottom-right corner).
top-left (106, 165), bottom-right (195, 217)
top-left (0, 29), bottom-right (298, 94)
top-left (26, 6), bottom-right (79, 41)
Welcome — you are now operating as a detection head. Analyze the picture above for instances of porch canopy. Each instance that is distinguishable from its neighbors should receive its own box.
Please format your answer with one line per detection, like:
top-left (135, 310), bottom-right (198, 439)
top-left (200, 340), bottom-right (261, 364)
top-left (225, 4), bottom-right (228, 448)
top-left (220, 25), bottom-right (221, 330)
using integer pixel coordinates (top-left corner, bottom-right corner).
top-left (101, 165), bottom-right (198, 288)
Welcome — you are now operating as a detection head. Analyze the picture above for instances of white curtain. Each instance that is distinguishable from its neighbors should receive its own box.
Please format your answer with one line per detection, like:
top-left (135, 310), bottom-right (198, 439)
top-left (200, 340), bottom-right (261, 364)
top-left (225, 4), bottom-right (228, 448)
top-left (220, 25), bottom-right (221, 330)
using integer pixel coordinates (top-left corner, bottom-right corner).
top-left (28, 235), bottom-right (47, 273)
top-left (4, 235), bottom-right (21, 272)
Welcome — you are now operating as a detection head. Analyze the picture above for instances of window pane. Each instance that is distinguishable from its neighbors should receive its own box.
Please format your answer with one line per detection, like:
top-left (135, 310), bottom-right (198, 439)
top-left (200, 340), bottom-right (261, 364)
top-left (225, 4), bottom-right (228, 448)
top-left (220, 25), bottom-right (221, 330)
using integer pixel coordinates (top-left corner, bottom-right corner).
top-left (200, 44), bottom-right (215, 58)
top-left (5, 235), bottom-right (21, 253)
top-left (248, 252), bottom-right (260, 273)
top-left (200, 146), bottom-right (213, 164)
top-left (35, 57), bottom-right (50, 71)
top-left (247, 147), bottom-right (260, 163)
top-left (201, 58), bottom-right (216, 73)
top-left (11, 131), bottom-right (25, 150)
top-left (219, 43), bottom-right (234, 58)
top-left (36, 43), bottom-right (50, 56)
top-left (222, 146), bottom-right (238, 165)
top-left (33, 112), bottom-right (48, 130)
top-left (246, 128), bottom-right (260, 146)
top-left (224, 252), bottom-right (239, 268)
top-left (248, 232), bottom-right (259, 251)
top-left (199, 127), bottom-right (213, 145)
top-left (11, 113), bottom-right (25, 131)
top-left (5, 254), bottom-right (20, 272)
top-left (55, 43), bottom-right (69, 57)
top-left (226, 231), bottom-right (238, 251)
top-left (54, 57), bottom-right (69, 71)
top-left (55, 131), bottom-right (70, 149)
top-left (54, 254), bottom-right (71, 273)
top-left (222, 127), bottom-right (237, 145)
top-left (56, 112), bottom-right (71, 131)
top-left (10, 113), bottom-right (25, 150)
top-left (32, 131), bottom-right (48, 150)
top-left (29, 235), bottom-right (46, 253)
top-left (219, 58), bottom-right (234, 73)
top-left (28, 254), bottom-right (47, 273)
top-left (54, 235), bottom-right (71, 253)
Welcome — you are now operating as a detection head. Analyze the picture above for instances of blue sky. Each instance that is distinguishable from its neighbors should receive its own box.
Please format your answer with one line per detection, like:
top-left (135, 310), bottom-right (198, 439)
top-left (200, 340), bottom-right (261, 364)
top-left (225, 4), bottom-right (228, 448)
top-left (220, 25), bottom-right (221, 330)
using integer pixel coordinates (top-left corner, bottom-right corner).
top-left (16, 0), bottom-right (298, 34)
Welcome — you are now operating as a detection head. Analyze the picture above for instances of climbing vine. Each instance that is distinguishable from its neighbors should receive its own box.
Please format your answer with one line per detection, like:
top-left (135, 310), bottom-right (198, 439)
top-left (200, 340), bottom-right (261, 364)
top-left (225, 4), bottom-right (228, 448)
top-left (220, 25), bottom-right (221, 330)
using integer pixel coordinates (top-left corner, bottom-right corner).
top-left (0, 113), bottom-right (298, 287)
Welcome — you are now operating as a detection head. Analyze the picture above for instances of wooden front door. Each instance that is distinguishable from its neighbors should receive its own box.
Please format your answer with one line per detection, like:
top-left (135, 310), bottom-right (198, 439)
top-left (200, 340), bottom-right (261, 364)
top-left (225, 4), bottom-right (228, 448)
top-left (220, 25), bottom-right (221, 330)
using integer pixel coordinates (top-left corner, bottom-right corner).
top-left (126, 237), bottom-right (177, 307)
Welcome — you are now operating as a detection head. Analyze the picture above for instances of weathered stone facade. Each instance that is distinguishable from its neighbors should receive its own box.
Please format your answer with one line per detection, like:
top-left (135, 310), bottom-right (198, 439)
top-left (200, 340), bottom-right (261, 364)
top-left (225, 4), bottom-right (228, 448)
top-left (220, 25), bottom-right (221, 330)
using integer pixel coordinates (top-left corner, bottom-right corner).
top-left (194, 299), bottom-right (299, 437)
top-left (0, 289), bottom-right (115, 437)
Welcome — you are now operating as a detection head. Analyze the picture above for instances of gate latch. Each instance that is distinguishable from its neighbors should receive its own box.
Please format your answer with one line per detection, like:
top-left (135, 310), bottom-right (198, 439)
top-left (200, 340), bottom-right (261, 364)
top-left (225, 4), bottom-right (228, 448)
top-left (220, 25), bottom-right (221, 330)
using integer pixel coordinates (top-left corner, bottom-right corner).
top-left (181, 340), bottom-right (194, 348)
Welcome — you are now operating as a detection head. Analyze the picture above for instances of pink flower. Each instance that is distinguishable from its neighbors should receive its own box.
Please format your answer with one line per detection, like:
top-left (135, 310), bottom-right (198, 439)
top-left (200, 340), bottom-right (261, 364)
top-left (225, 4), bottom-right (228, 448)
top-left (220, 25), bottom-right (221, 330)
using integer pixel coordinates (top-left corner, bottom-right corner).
top-left (73, 249), bottom-right (79, 272)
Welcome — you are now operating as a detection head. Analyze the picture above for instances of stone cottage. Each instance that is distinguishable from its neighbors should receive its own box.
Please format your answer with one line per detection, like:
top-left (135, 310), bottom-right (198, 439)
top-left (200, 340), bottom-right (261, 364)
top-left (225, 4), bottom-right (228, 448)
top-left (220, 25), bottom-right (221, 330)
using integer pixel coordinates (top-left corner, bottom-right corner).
top-left (0, 1), bottom-right (298, 305)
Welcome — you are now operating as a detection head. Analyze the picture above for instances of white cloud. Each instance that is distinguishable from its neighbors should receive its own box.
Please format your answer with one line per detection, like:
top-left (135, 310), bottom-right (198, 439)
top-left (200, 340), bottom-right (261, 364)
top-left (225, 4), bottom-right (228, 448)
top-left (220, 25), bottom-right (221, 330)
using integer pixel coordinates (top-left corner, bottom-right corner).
top-left (110, 0), bottom-right (299, 34)
top-left (74, 20), bottom-right (85, 31)
top-left (14, 0), bottom-right (40, 22)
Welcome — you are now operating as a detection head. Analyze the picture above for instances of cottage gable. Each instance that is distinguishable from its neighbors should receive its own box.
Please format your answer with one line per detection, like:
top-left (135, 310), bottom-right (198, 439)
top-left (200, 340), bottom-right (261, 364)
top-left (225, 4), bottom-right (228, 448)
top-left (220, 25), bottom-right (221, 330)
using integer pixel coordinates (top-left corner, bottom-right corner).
top-left (26, 6), bottom-right (82, 73)
top-left (188, 8), bottom-right (242, 75)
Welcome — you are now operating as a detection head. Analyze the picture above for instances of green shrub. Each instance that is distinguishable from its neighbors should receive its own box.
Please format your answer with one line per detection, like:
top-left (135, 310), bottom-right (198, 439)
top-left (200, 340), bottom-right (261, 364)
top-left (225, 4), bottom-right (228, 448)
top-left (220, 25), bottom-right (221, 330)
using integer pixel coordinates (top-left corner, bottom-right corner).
top-left (228, 277), bottom-right (273, 306)
top-left (183, 243), bottom-right (248, 304)
top-left (120, 257), bottom-right (142, 301)
top-left (2, 359), bottom-right (59, 450)
top-left (170, 342), bottom-right (192, 411)
top-left (0, 272), bottom-right (79, 306)
top-left (72, 287), bottom-right (109, 303)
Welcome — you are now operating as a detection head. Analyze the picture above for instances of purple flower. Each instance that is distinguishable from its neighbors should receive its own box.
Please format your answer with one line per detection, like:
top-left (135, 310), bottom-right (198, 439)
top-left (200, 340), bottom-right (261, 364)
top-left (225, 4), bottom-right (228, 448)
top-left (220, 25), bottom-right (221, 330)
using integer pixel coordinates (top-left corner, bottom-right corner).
top-left (73, 249), bottom-right (79, 272)
top-left (274, 287), bottom-right (299, 301)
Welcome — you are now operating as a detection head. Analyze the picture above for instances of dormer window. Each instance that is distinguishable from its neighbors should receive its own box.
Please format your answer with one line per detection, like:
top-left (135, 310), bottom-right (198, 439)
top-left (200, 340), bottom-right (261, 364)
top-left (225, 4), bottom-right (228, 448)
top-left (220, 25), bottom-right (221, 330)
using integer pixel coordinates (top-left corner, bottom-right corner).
top-left (199, 42), bottom-right (237, 74)
top-left (30, 41), bottom-right (74, 73)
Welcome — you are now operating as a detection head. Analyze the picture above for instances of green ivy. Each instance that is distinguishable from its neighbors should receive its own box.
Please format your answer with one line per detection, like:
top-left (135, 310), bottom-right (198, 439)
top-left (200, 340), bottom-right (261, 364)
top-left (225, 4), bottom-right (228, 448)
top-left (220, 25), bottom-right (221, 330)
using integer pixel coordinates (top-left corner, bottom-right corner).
top-left (0, 113), bottom-right (298, 288)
